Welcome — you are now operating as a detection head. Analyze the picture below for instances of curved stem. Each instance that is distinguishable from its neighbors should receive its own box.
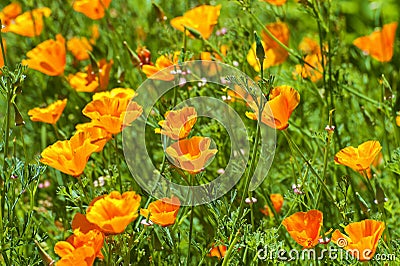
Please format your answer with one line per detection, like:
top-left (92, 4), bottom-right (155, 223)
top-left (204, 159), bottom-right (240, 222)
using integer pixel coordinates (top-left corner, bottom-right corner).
top-left (282, 130), bottom-right (339, 210)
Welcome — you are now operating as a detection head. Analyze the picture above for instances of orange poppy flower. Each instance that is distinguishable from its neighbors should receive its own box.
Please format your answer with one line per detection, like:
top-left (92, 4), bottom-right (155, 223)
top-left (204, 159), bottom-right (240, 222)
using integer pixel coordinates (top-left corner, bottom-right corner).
top-left (396, 115), bottom-right (400, 127)
top-left (86, 191), bottom-right (141, 234)
top-left (170, 5), bottom-right (221, 40)
top-left (208, 245), bottom-right (227, 259)
top-left (166, 136), bottom-right (218, 174)
top-left (72, 213), bottom-right (102, 234)
top-left (140, 196), bottom-right (180, 227)
top-left (246, 85), bottom-right (300, 130)
top-left (92, 87), bottom-right (136, 100)
top-left (353, 22), bottom-right (398, 62)
top-left (40, 132), bottom-right (99, 177)
top-left (28, 99), bottom-right (67, 125)
top-left (67, 37), bottom-right (93, 61)
top-left (294, 38), bottom-right (324, 82)
top-left (282, 209), bottom-right (323, 249)
top-left (263, 0), bottom-right (287, 6)
top-left (0, 2), bottom-right (21, 28)
top-left (75, 123), bottom-right (112, 152)
top-left (141, 52), bottom-right (179, 81)
top-left (82, 88), bottom-right (142, 134)
top-left (22, 34), bottom-right (66, 76)
top-left (5, 7), bottom-right (51, 37)
top-left (247, 22), bottom-right (289, 71)
top-left (298, 37), bottom-right (320, 55)
top-left (73, 0), bottom-right (112, 20)
top-left (260, 193), bottom-right (284, 216)
top-left (155, 107), bottom-right (197, 140)
top-left (334, 140), bottom-right (382, 178)
top-left (68, 59), bottom-right (113, 92)
top-left (54, 229), bottom-right (104, 265)
top-left (331, 220), bottom-right (385, 261)
top-left (294, 54), bottom-right (323, 82)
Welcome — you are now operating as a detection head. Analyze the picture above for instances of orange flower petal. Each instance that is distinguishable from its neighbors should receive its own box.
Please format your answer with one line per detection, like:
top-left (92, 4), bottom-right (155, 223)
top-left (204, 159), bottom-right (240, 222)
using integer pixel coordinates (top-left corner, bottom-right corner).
top-left (6, 7), bottom-right (51, 37)
top-left (68, 59), bottom-right (113, 92)
top-left (82, 88), bottom-right (142, 134)
top-left (28, 99), bottom-right (67, 125)
top-left (263, 0), bottom-right (287, 6)
top-left (334, 140), bottom-right (382, 178)
top-left (170, 5), bottom-right (221, 40)
top-left (40, 132), bottom-right (98, 177)
top-left (332, 220), bottom-right (385, 261)
top-left (282, 209), bottom-right (323, 249)
top-left (261, 193), bottom-right (284, 216)
top-left (166, 136), bottom-right (218, 174)
top-left (140, 196), bottom-right (180, 227)
top-left (156, 107), bottom-right (197, 140)
top-left (73, 0), bottom-right (112, 20)
top-left (86, 191), bottom-right (141, 234)
top-left (0, 2), bottom-right (22, 28)
top-left (353, 22), bottom-right (397, 62)
top-left (67, 37), bottom-right (93, 61)
top-left (22, 34), bottom-right (66, 76)
top-left (247, 85), bottom-right (300, 130)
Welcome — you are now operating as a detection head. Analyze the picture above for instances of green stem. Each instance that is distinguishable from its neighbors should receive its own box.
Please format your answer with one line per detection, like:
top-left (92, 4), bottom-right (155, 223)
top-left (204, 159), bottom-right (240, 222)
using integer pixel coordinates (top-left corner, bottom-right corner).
top-left (341, 84), bottom-right (385, 107)
top-left (77, 177), bottom-right (89, 207)
top-left (52, 124), bottom-right (62, 140)
top-left (225, 113), bottom-right (261, 254)
top-left (2, 84), bottom-right (12, 174)
top-left (186, 174), bottom-right (195, 266)
top-left (107, 236), bottom-right (113, 266)
top-left (238, 117), bottom-right (260, 220)
top-left (221, 230), bottom-right (240, 266)
top-left (186, 206), bottom-right (194, 266)
top-left (282, 130), bottom-right (339, 210)
top-left (113, 135), bottom-right (123, 193)
top-left (315, 110), bottom-right (335, 209)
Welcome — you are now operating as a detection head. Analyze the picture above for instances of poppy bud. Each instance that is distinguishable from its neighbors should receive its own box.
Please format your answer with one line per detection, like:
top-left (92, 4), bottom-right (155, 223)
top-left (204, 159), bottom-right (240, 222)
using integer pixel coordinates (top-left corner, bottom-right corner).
top-left (254, 31), bottom-right (265, 62)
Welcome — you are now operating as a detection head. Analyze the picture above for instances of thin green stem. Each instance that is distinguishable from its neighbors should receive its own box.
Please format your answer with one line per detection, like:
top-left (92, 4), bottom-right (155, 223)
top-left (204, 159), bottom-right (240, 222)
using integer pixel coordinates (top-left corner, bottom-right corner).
top-left (315, 110), bottom-right (335, 209)
top-left (282, 130), bottom-right (340, 211)
top-left (186, 174), bottom-right (195, 266)
top-left (77, 177), bottom-right (89, 207)
top-left (113, 135), bottom-right (123, 193)
top-left (51, 124), bottom-right (62, 140)
top-left (341, 84), bottom-right (385, 107)
top-left (107, 236), bottom-right (113, 266)
top-left (221, 230), bottom-right (240, 266)
top-left (186, 206), bottom-right (194, 266)
top-left (2, 92), bottom-right (11, 174)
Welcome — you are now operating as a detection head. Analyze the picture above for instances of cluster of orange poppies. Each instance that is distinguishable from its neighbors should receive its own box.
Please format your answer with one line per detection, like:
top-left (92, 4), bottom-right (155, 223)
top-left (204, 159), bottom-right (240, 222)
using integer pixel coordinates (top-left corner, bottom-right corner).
top-left (35, 88), bottom-right (142, 177)
top-left (282, 210), bottom-right (385, 261)
top-left (155, 106), bottom-right (218, 174)
top-left (1, 0), bottom-right (396, 264)
top-left (55, 191), bottom-right (180, 264)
